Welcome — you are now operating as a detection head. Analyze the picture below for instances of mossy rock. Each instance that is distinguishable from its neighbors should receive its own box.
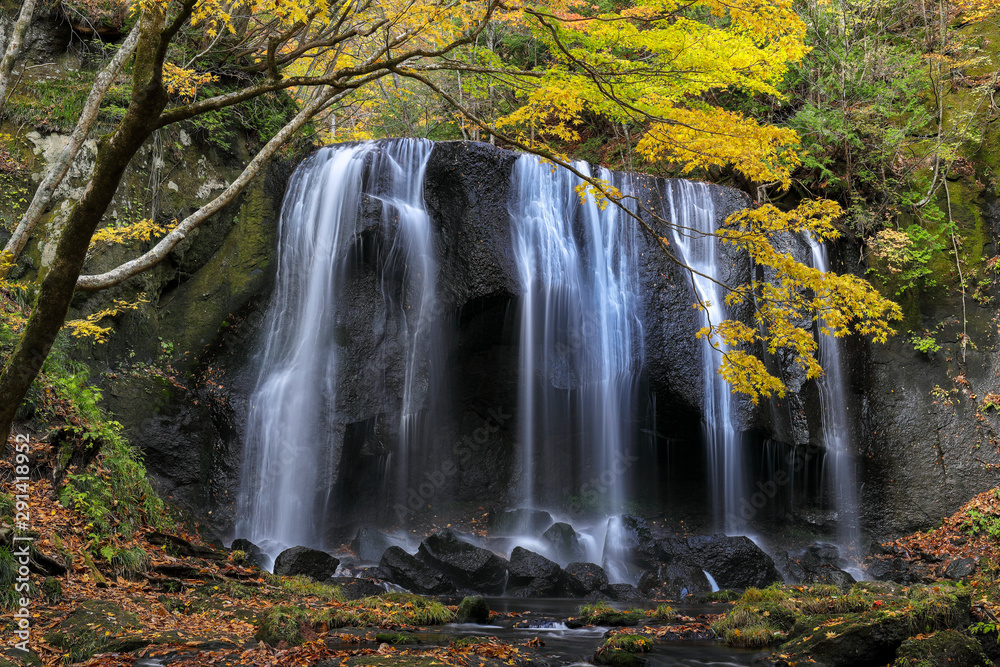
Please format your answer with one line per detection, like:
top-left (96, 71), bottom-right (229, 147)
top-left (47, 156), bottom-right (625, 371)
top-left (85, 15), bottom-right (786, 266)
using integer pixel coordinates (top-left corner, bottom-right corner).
top-left (41, 578), bottom-right (62, 603)
top-left (374, 631), bottom-right (420, 644)
top-left (703, 589), bottom-right (741, 602)
top-left (254, 605), bottom-right (311, 646)
top-left (0, 647), bottom-right (42, 667)
top-left (457, 595), bottom-right (490, 623)
top-left (43, 601), bottom-right (143, 662)
top-left (600, 632), bottom-right (653, 652)
top-left (452, 635), bottom-right (497, 649)
top-left (592, 648), bottom-right (649, 667)
top-left (575, 604), bottom-right (646, 627)
top-left (342, 657), bottom-right (451, 667)
top-left (751, 602), bottom-right (798, 632)
top-left (892, 629), bottom-right (991, 667)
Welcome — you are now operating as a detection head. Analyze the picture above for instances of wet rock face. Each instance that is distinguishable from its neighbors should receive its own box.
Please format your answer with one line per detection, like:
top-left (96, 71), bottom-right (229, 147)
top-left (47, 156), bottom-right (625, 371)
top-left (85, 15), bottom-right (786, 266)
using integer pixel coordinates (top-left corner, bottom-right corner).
top-left (69, 135), bottom-right (997, 545)
top-left (379, 546), bottom-right (454, 595)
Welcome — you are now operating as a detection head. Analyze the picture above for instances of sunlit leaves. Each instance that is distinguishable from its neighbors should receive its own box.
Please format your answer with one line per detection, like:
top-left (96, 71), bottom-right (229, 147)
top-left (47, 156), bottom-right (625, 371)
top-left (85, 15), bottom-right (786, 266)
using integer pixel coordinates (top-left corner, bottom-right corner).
top-left (703, 200), bottom-right (902, 401)
top-left (162, 64), bottom-right (217, 101)
top-left (495, 0), bottom-right (808, 184)
top-left (65, 295), bottom-right (150, 342)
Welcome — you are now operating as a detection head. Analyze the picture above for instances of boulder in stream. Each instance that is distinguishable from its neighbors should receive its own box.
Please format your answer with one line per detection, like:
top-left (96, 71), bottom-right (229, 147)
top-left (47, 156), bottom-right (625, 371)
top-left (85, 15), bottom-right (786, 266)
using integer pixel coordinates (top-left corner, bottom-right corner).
top-left (417, 530), bottom-right (508, 595)
top-left (542, 522), bottom-right (587, 563)
top-left (564, 561), bottom-right (609, 596)
top-left (379, 546), bottom-right (454, 595)
top-left (350, 527), bottom-right (406, 563)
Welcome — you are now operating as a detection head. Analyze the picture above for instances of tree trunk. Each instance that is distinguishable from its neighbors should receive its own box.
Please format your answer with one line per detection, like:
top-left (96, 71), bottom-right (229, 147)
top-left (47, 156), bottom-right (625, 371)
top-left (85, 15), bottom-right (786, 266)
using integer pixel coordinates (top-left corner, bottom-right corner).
top-left (0, 24), bottom-right (140, 278)
top-left (0, 11), bottom-right (169, 448)
top-left (0, 0), bottom-right (39, 118)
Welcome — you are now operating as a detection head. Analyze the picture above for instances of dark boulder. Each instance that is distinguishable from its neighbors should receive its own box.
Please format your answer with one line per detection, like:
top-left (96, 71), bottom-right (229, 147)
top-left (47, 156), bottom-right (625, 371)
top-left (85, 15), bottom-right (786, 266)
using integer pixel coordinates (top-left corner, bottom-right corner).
top-left (273, 546), bottom-right (339, 582)
top-left (507, 577), bottom-right (561, 598)
top-left (564, 562), bottom-right (609, 596)
top-left (894, 629), bottom-right (991, 667)
top-left (508, 547), bottom-right (561, 583)
top-left (350, 527), bottom-right (406, 563)
top-left (781, 545), bottom-right (856, 590)
top-left (488, 508), bottom-right (554, 536)
top-left (868, 557), bottom-right (926, 584)
top-left (604, 583), bottom-right (645, 602)
top-left (543, 522), bottom-right (586, 563)
top-left (944, 557), bottom-right (978, 580)
top-left (329, 577), bottom-right (386, 600)
top-left (802, 543), bottom-right (842, 568)
top-left (231, 538), bottom-right (272, 570)
top-left (686, 534), bottom-right (781, 589)
top-left (417, 530), bottom-right (508, 595)
top-left (379, 546), bottom-right (454, 595)
top-left (641, 562), bottom-right (712, 598)
top-left (602, 515), bottom-right (659, 571)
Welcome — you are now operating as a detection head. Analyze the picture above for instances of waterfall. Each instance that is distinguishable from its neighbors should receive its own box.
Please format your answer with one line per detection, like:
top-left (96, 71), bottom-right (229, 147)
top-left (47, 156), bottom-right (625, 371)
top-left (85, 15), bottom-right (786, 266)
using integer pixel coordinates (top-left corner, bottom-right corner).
top-left (510, 156), bottom-right (644, 514)
top-left (804, 236), bottom-right (862, 562)
top-left (234, 139), bottom-right (437, 561)
top-left (664, 180), bottom-right (745, 533)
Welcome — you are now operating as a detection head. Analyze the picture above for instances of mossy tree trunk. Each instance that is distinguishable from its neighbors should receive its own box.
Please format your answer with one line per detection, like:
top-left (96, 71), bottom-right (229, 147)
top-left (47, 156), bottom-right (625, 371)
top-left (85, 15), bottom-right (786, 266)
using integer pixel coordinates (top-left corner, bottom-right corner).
top-left (0, 4), bottom-right (180, 447)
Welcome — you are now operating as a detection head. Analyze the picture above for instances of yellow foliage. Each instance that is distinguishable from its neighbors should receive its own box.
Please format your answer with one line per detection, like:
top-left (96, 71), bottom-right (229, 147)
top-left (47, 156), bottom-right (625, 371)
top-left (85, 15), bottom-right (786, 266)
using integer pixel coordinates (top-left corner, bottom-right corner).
top-left (699, 200), bottom-right (902, 401)
top-left (162, 63), bottom-right (218, 102)
top-left (496, 0), bottom-right (808, 185)
top-left (91, 219), bottom-right (175, 247)
top-left (954, 0), bottom-right (1000, 22)
top-left (65, 295), bottom-right (150, 343)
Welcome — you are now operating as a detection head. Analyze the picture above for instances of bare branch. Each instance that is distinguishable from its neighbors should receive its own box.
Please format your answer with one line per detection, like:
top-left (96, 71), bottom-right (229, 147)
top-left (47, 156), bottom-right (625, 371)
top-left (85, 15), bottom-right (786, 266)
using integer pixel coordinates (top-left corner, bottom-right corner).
top-left (75, 86), bottom-right (350, 292)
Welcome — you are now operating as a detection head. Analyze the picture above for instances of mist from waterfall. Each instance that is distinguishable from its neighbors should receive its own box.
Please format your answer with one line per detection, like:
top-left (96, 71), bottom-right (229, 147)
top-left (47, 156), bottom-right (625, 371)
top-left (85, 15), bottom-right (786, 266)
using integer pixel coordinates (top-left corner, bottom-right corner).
top-left (664, 180), bottom-right (745, 534)
top-left (510, 156), bottom-right (645, 517)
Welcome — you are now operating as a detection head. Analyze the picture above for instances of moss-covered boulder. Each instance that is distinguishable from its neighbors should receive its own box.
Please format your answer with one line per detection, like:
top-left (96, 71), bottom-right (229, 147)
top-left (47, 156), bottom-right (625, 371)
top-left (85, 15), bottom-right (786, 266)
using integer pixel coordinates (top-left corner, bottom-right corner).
top-left (457, 595), bottom-right (491, 623)
top-left (773, 584), bottom-right (971, 667)
top-left (254, 605), bottom-right (311, 646)
top-left (892, 629), bottom-right (991, 667)
top-left (43, 600), bottom-right (143, 663)
top-left (593, 631), bottom-right (652, 667)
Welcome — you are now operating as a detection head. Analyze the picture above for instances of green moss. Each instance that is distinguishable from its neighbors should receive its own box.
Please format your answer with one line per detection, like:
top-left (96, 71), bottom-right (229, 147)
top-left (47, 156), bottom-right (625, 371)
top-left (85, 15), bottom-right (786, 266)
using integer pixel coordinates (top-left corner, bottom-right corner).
top-left (456, 595), bottom-right (490, 623)
top-left (43, 601), bottom-right (142, 662)
top-left (254, 605), bottom-right (311, 646)
top-left (269, 574), bottom-right (345, 602)
top-left (322, 594), bottom-right (455, 628)
top-left (452, 636), bottom-right (493, 649)
top-left (703, 589), bottom-right (741, 602)
top-left (576, 602), bottom-right (646, 627)
top-left (348, 657), bottom-right (449, 667)
top-left (601, 632), bottom-right (653, 652)
top-left (892, 629), bottom-right (991, 667)
top-left (648, 604), bottom-right (677, 621)
top-left (374, 631), bottom-right (419, 644)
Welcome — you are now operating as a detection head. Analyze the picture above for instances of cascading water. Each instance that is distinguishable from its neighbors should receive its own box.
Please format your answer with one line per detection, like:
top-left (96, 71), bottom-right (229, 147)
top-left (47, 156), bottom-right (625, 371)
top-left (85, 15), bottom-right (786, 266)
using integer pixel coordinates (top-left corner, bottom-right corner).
top-left (368, 141), bottom-right (447, 515)
top-left (664, 180), bottom-right (745, 534)
top-left (235, 139), bottom-right (438, 562)
top-left (509, 156), bottom-right (644, 516)
top-left (804, 236), bottom-right (862, 564)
